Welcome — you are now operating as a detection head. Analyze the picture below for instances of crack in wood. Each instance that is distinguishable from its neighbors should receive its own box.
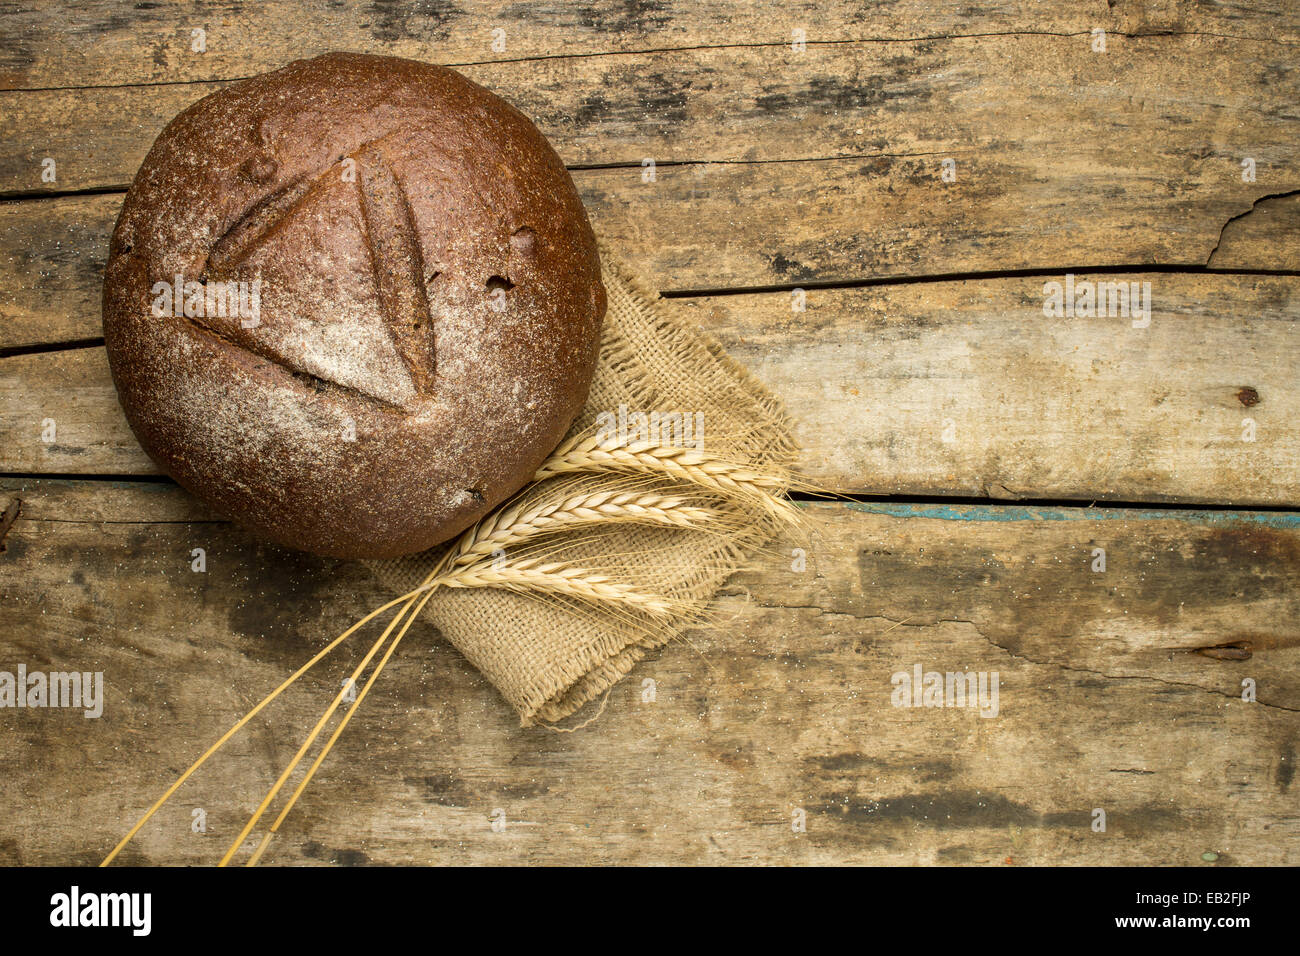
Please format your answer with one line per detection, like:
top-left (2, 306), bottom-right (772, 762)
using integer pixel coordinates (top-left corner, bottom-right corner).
top-left (1193, 641), bottom-right (1253, 661)
top-left (1205, 188), bottom-right (1300, 268)
top-left (0, 496), bottom-right (20, 553)
top-left (661, 262), bottom-right (1300, 299)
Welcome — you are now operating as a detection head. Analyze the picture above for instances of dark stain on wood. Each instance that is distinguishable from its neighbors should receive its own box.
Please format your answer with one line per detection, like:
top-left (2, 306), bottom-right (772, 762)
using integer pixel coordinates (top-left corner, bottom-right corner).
top-left (223, 541), bottom-right (347, 647)
top-left (404, 773), bottom-right (470, 806)
top-left (768, 252), bottom-right (816, 281)
top-left (810, 753), bottom-right (955, 783)
top-left (365, 0), bottom-right (459, 43)
top-left (823, 791), bottom-right (1185, 834)
top-left (755, 74), bottom-right (932, 114)
top-left (819, 791), bottom-right (1072, 829)
top-left (1278, 740), bottom-right (1295, 794)
top-left (333, 847), bottom-right (371, 866)
top-left (858, 522), bottom-right (1299, 634)
top-left (301, 841), bottom-right (371, 865)
top-left (568, 82), bottom-right (689, 132)
top-left (576, 0), bottom-right (673, 35)
top-left (0, 837), bottom-right (21, 865)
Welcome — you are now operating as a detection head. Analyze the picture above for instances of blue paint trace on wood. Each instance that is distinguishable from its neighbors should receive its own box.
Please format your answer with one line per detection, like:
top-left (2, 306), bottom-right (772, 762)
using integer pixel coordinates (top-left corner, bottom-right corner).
top-left (822, 501), bottom-right (1300, 529)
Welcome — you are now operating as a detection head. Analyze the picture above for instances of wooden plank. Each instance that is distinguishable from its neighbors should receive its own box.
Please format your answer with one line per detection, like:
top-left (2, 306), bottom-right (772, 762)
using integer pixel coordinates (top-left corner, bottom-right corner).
top-left (5, 274), bottom-right (1296, 507)
top-left (5, 158), bottom-right (1298, 351)
top-left (1, 481), bottom-right (1295, 865)
top-left (685, 274), bottom-right (1300, 505)
top-left (3, 0), bottom-right (1294, 875)
top-left (4, 31), bottom-right (1297, 293)
top-left (5, 0), bottom-right (1295, 91)
top-left (0, 194), bottom-right (107, 349)
top-left (579, 158), bottom-right (1290, 291)
top-left (0, 346), bottom-right (144, 475)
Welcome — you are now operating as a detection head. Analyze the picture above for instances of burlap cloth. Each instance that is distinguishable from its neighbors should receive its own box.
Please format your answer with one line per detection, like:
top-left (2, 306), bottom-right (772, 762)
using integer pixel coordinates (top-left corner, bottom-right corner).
top-left (364, 245), bottom-right (797, 725)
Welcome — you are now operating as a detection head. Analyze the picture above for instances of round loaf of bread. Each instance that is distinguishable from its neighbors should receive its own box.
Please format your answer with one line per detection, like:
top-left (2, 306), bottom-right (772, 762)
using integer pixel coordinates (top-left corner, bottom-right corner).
top-left (103, 53), bottom-right (606, 559)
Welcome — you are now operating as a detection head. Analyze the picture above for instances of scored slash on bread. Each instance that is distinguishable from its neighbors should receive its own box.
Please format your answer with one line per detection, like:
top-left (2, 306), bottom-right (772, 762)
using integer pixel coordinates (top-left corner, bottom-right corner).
top-left (355, 145), bottom-right (438, 395)
top-left (193, 140), bottom-right (438, 407)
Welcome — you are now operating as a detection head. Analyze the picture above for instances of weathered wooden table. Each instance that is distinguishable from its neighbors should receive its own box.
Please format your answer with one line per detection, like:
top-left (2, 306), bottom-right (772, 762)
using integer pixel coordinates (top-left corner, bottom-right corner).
top-left (2, 1), bottom-right (1297, 866)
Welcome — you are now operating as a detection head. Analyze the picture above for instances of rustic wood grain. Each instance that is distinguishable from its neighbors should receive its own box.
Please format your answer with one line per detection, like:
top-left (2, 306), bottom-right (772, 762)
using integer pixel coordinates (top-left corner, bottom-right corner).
top-left (5, 29), bottom-right (1297, 348)
top-left (4, 35), bottom-right (1297, 295)
top-left (1, 481), bottom-right (1295, 866)
top-left (685, 274), bottom-right (1300, 505)
top-left (5, 0), bottom-right (1295, 92)
top-left (4, 165), bottom-right (1297, 355)
top-left (5, 275), bottom-right (1295, 507)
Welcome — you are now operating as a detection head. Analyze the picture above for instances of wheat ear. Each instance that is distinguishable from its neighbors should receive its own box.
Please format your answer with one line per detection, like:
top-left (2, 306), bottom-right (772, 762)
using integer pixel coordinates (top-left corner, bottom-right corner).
top-left (532, 436), bottom-right (797, 523)
top-left (446, 489), bottom-right (723, 569)
top-left (536, 435), bottom-right (786, 490)
top-left (440, 556), bottom-right (684, 618)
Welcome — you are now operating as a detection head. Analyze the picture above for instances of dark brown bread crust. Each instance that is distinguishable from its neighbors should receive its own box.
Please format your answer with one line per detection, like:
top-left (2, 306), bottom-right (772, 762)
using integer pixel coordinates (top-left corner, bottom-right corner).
top-left (103, 53), bottom-right (606, 559)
